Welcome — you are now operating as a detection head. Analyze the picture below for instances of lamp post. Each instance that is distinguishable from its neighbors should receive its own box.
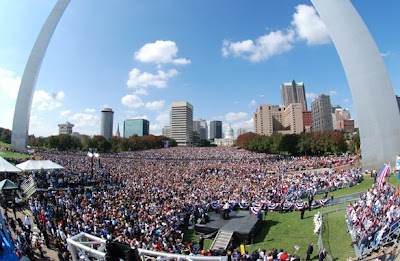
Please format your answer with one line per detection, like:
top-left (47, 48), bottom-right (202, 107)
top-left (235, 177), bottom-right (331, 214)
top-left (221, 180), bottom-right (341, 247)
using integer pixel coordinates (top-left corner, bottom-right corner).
top-left (87, 148), bottom-right (99, 177)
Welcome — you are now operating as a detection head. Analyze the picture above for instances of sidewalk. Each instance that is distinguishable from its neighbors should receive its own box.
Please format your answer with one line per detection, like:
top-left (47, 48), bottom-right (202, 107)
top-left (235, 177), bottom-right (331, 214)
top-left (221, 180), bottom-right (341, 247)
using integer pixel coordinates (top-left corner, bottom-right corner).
top-left (1, 206), bottom-right (60, 261)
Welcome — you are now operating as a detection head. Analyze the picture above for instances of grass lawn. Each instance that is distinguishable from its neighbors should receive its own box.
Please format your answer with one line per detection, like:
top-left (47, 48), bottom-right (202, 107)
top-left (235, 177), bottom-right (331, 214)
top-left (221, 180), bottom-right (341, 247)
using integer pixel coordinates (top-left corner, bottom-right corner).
top-left (248, 210), bottom-right (319, 259)
top-left (0, 141), bottom-right (10, 147)
top-left (387, 173), bottom-right (400, 187)
top-left (321, 203), bottom-right (355, 260)
top-left (182, 175), bottom-right (377, 259)
top-left (0, 150), bottom-right (32, 159)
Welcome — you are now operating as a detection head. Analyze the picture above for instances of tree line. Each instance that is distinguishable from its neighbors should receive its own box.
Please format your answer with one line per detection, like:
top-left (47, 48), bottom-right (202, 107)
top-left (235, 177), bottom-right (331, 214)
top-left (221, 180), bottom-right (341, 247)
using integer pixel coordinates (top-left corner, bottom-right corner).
top-left (0, 127), bottom-right (11, 144)
top-left (236, 131), bottom-right (360, 155)
top-left (27, 134), bottom-right (177, 152)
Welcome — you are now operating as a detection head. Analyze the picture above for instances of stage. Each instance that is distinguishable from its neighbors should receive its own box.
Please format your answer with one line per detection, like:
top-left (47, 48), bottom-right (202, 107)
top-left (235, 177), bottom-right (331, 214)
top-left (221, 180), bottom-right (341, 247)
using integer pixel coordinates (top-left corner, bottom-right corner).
top-left (194, 211), bottom-right (261, 244)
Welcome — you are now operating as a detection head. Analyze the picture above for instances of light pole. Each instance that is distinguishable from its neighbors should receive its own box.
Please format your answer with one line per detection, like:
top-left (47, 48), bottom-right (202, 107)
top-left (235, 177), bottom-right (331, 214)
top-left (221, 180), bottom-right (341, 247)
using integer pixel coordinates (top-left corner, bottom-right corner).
top-left (87, 148), bottom-right (99, 177)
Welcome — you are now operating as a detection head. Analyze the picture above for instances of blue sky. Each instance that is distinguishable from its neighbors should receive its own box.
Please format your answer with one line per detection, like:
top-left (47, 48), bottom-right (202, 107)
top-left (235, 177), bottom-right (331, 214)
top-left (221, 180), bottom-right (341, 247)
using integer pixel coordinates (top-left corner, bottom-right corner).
top-left (0, 0), bottom-right (399, 137)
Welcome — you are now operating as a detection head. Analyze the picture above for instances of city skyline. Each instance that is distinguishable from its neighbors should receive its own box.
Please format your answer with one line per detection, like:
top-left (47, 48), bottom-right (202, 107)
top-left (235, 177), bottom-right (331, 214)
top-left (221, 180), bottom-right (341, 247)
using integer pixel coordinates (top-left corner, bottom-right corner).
top-left (0, 1), bottom-right (399, 137)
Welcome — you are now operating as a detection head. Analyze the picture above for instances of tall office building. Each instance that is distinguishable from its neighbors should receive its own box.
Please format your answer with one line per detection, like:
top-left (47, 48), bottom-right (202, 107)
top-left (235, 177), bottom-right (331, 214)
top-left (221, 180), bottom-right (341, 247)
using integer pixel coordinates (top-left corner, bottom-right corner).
top-left (281, 79), bottom-right (307, 111)
top-left (210, 121), bottom-right (222, 141)
top-left (100, 108), bottom-right (114, 140)
top-left (254, 103), bottom-right (303, 136)
top-left (193, 118), bottom-right (208, 140)
top-left (58, 122), bottom-right (74, 135)
top-left (171, 101), bottom-right (193, 147)
top-left (162, 126), bottom-right (172, 138)
top-left (123, 119), bottom-right (149, 138)
top-left (237, 128), bottom-right (248, 136)
top-left (302, 111), bottom-right (313, 133)
top-left (312, 94), bottom-right (333, 132)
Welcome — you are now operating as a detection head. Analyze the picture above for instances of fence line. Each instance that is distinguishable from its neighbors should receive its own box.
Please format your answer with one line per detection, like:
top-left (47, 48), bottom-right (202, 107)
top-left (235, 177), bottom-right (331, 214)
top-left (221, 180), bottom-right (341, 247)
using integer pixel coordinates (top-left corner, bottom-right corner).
top-left (318, 198), bottom-right (361, 261)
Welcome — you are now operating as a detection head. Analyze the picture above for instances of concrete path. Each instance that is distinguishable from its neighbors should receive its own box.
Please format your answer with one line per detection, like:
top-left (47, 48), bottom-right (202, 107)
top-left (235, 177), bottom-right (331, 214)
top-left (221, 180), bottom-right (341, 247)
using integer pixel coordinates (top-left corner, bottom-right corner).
top-left (1, 206), bottom-right (60, 261)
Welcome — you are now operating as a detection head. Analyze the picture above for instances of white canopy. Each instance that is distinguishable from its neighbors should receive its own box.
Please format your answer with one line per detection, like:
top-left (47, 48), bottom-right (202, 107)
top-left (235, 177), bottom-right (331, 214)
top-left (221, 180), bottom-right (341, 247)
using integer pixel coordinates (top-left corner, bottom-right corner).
top-left (0, 156), bottom-right (22, 173)
top-left (16, 160), bottom-right (64, 171)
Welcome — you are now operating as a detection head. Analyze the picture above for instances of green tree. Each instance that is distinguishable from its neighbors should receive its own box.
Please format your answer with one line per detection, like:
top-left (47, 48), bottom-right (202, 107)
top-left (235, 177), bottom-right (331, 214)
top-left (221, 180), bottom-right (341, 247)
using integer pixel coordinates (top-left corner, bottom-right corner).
top-left (0, 127), bottom-right (12, 143)
top-left (297, 133), bottom-right (312, 156)
top-left (270, 133), bottom-right (283, 154)
top-left (281, 134), bottom-right (300, 155)
top-left (197, 139), bottom-right (212, 147)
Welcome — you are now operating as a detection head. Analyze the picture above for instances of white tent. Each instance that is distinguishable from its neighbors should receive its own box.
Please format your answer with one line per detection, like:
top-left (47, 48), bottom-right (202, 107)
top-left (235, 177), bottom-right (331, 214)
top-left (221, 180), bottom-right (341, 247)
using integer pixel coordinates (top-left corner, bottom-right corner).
top-left (0, 156), bottom-right (21, 173)
top-left (16, 160), bottom-right (64, 171)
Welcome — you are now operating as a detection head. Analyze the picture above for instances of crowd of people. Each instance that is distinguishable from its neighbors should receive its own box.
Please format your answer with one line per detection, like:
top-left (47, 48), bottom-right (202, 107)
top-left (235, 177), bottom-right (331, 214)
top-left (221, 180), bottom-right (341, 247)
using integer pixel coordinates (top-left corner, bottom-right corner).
top-left (346, 183), bottom-right (400, 258)
top-left (2, 147), bottom-right (361, 260)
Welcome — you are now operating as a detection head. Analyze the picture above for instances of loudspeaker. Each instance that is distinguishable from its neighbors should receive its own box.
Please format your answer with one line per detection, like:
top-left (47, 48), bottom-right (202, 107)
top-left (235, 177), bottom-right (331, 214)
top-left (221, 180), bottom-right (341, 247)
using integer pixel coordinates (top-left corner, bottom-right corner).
top-left (106, 241), bottom-right (140, 261)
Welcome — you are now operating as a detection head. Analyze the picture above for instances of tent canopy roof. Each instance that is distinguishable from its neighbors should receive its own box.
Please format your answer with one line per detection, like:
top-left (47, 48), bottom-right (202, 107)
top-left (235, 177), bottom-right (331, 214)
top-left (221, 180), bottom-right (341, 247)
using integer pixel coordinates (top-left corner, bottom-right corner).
top-left (0, 156), bottom-right (21, 173)
top-left (16, 160), bottom-right (64, 171)
top-left (0, 179), bottom-right (18, 190)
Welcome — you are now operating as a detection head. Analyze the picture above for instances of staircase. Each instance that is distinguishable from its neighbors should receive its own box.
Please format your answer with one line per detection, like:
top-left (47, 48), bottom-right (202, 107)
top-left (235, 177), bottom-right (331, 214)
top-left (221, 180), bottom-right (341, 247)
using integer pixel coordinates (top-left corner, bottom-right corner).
top-left (20, 175), bottom-right (36, 200)
top-left (210, 230), bottom-right (233, 251)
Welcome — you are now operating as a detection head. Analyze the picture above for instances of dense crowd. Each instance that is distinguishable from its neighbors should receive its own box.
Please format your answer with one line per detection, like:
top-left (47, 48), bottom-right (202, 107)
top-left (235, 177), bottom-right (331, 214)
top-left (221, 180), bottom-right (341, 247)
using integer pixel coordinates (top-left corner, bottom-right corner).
top-left (3, 147), bottom-right (360, 260)
top-left (346, 183), bottom-right (400, 258)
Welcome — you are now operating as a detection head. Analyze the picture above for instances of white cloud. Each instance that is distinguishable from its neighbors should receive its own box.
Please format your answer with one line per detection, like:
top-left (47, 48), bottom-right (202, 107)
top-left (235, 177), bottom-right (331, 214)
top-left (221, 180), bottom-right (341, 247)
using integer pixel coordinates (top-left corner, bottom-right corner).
top-left (222, 29), bottom-right (295, 62)
top-left (150, 123), bottom-right (162, 134)
top-left (134, 88), bottom-right (148, 96)
top-left (126, 68), bottom-right (179, 89)
top-left (329, 90), bottom-right (337, 96)
top-left (231, 118), bottom-right (254, 132)
top-left (149, 110), bottom-right (171, 135)
top-left (226, 112), bottom-right (248, 122)
top-left (222, 5), bottom-right (330, 62)
top-left (29, 114), bottom-right (58, 137)
top-left (68, 112), bottom-right (100, 135)
top-left (381, 51), bottom-right (391, 57)
top-left (145, 100), bottom-right (165, 110)
top-left (306, 92), bottom-right (318, 100)
top-left (60, 110), bottom-right (71, 117)
top-left (32, 90), bottom-right (64, 111)
top-left (291, 5), bottom-right (331, 45)
top-left (130, 115), bottom-right (149, 120)
top-left (121, 94), bottom-right (144, 108)
top-left (248, 100), bottom-right (256, 107)
top-left (156, 111), bottom-right (170, 126)
top-left (134, 40), bottom-right (191, 65)
top-left (85, 108), bottom-right (95, 113)
top-left (0, 107), bottom-right (14, 130)
top-left (0, 68), bottom-right (21, 99)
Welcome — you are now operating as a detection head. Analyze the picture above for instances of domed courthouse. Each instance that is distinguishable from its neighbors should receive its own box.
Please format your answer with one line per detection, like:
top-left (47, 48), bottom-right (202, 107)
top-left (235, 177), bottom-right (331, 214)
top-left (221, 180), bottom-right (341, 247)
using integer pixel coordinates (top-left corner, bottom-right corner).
top-left (214, 124), bottom-right (235, 147)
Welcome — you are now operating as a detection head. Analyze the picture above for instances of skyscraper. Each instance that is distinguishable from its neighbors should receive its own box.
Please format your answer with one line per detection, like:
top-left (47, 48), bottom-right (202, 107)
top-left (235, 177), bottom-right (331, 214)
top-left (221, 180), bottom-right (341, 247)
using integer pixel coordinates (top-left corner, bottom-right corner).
top-left (58, 121), bottom-right (74, 135)
top-left (123, 119), bottom-right (149, 138)
top-left (237, 128), bottom-right (248, 136)
top-left (100, 108), bottom-right (114, 140)
top-left (311, 94), bottom-right (333, 132)
top-left (280, 79), bottom-right (307, 111)
top-left (253, 103), bottom-right (303, 136)
top-left (171, 101), bottom-right (193, 147)
top-left (210, 121), bottom-right (222, 141)
top-left (193, 118), bottom-right (208, 140)
top-left (162, 126), bottom-right (172, 138)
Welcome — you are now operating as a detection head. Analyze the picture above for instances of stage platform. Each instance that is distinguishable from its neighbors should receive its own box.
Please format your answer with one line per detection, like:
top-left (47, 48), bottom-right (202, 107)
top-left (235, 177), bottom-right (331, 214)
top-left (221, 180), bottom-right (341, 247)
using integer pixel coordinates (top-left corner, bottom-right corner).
top-left (194, 211), bottom-right (261, 244)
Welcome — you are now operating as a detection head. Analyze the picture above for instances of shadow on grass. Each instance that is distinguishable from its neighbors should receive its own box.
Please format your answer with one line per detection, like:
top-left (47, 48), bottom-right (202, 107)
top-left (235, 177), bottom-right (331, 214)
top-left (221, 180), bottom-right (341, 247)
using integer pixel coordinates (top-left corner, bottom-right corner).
top-left (252, 219), bottom-right (280, 244)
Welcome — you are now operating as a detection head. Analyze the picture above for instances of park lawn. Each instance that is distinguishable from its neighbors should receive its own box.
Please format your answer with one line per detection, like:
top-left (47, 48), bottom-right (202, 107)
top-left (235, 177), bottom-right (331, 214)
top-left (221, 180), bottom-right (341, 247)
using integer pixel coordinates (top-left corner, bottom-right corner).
top-left (247, 210), bottom-right (319, 259)
top-left (0, 150), bottom-right (32, 159)
top-left (387, 173), bottom-right (400, 187)
top-left (321, 203), bottom-right (355, 260)
top-left (0, 141), bottom-right (10, 147)
top-left (181, 174), bottom-right (377, 259)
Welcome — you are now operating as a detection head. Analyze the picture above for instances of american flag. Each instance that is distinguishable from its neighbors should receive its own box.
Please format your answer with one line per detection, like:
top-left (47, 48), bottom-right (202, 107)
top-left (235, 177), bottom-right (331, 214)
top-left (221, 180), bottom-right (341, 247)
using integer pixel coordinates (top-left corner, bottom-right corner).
top-left (377, 164), bottom-right (390, 187)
